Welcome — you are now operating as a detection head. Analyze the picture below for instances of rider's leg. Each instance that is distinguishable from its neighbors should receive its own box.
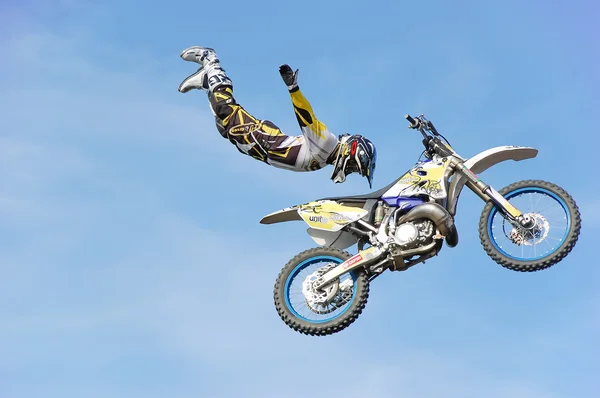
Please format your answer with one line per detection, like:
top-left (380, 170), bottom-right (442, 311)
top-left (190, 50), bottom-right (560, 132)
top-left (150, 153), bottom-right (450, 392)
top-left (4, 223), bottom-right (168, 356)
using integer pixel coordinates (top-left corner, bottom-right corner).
top-left (178, 46), bottom-right (286, 161)
top-left (177, 47), bottom-right (262, 137)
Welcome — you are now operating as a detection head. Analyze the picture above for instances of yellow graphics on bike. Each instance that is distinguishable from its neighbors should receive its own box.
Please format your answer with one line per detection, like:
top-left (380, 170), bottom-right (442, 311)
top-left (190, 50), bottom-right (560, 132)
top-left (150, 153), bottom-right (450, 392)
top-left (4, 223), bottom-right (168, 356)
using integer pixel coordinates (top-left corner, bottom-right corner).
top-left (386, 158), bottom-right (452, 200)
top-left (297, 201), bottom-right (369, 232)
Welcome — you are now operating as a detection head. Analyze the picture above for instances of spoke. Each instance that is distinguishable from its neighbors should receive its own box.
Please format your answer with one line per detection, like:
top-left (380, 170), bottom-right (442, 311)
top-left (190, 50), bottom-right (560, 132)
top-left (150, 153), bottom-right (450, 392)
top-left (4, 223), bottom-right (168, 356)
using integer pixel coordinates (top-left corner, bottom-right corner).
top-left (490, 191), bottom-right (571, 260)
top-left (533, 192), bottom-right (543, 209)
top-left (543, 204), bottom-right (566, 215)
top-left (528, 192), bottom-right (533, 212)
top-left (537, 201), bottom-right (562, 216)
top-left (286, 259), bottom-right (354, 321)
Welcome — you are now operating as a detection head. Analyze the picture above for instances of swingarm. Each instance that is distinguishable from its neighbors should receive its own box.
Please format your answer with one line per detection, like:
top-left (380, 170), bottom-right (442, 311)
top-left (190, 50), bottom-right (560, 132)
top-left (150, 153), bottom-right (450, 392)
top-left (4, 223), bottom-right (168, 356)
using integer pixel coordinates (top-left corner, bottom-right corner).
top-left (312, 246), bottom-right (386, 290)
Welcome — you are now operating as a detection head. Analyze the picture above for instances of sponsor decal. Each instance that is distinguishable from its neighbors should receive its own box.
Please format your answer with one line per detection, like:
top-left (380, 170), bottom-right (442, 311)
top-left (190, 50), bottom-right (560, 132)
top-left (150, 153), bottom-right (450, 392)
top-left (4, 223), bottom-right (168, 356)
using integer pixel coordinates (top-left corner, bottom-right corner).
top-left (330, 213), bottom-right (352, 223)
top-left (398, 175), bottom-right (420, 184)
top-left (343, 253), bottom-right (364, 269)
top-left (467, 169), bottom-right (480, 180)
top-left (230, 125), bottom-right (250, 134)
top-left (363, 250), bottom-right (376, 260)
top-left (308, 215), bottom-right (328, 223)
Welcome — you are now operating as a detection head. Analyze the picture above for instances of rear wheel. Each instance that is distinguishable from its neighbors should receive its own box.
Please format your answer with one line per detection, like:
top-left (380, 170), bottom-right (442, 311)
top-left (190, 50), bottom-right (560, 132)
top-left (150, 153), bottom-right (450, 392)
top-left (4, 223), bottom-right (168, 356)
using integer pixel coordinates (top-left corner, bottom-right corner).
top-left (479, 180), bottom-right (580, 272)
top-left (273, 247), bottom-right (369, 336)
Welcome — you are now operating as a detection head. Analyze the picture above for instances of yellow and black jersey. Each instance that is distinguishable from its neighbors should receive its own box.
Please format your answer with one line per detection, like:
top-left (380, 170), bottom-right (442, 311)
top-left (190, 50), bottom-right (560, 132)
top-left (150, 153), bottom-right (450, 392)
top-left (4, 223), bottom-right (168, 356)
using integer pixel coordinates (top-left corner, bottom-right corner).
top-left (208, 86), bottom-right (339, 171)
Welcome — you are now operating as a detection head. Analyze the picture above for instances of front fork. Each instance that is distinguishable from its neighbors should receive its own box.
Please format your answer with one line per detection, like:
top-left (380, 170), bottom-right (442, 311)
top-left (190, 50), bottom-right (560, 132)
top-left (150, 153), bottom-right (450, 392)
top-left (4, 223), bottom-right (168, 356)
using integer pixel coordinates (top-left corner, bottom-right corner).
top-left (457, 163), bottom-right (529, 224)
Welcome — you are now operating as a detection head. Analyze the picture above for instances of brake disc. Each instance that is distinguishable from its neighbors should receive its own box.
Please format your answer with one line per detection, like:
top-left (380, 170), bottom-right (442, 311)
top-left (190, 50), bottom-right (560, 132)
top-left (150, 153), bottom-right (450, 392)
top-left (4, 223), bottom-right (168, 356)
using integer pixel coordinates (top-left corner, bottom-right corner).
top-left (508, 213), bottom-right (550, 246)
top-left (300, 261), bottom-right (356, 315)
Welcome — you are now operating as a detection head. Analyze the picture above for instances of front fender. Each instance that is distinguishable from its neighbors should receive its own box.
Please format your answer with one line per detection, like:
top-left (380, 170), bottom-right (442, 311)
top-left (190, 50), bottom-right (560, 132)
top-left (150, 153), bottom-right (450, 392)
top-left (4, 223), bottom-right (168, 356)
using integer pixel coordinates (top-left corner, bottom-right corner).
top-left (447, 145), bottom-right (538, 215)
top-left (463, 145), bottom-right (538, 174)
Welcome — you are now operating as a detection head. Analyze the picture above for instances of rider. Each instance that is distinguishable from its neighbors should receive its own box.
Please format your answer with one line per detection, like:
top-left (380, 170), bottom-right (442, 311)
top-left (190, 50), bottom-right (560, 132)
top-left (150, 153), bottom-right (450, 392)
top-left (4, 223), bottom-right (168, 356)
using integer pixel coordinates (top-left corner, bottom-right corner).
top-left (177, 46), bottom-right (377, 188)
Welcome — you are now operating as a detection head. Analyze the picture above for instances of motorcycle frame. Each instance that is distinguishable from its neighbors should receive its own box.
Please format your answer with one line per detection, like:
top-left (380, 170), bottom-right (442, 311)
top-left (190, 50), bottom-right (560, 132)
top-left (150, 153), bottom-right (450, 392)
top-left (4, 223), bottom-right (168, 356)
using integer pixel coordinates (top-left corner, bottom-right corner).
top-left (260, 115), bottom-right (539, 291)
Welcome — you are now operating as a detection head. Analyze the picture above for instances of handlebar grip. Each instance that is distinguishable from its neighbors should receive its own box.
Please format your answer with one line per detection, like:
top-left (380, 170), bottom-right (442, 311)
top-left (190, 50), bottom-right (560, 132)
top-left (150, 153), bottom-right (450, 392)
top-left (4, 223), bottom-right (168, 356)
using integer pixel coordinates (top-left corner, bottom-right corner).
top-left (404, 114), bottom-right (418, 128)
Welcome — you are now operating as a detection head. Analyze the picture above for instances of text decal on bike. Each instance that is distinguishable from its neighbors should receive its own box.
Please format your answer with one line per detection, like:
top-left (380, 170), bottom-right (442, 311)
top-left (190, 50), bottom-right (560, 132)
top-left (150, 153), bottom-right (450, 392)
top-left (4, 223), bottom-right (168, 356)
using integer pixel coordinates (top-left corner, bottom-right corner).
top-left (343, 253), bottom-right (364, 269)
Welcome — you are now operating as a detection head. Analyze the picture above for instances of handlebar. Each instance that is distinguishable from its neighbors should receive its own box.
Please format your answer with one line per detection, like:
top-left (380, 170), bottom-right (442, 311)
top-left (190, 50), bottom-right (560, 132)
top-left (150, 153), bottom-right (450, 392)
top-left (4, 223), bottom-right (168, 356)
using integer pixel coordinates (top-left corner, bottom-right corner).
top-left (403, 113), bottom-right (454, 158)
top-left (404, 114), bottom-right (438, 134)
top-left (404, 113), bottom-right (429, 140)
top-left (404, 114), bottom-right (418, 128)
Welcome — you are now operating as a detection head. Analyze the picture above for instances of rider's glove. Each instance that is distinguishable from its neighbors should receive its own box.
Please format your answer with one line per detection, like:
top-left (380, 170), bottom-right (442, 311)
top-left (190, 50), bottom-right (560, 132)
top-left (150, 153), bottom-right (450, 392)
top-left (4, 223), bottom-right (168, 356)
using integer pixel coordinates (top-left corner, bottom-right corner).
top-left (279, 64), bottom-right (299, 91)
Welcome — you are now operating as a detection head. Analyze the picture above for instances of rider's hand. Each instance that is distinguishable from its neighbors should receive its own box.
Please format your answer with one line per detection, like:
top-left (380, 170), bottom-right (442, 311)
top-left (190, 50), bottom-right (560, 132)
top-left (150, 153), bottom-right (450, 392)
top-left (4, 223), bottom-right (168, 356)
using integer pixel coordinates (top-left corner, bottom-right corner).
top-left (279, 64), bottom-right (299, 91)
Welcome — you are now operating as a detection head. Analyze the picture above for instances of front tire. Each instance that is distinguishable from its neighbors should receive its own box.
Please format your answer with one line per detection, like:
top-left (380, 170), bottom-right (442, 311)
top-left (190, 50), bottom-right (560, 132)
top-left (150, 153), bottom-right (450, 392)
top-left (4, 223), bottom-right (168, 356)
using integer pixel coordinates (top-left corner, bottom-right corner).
top-left (479, 180), bottom-right (581, 272)
top-left (273, 247), bottom-right (369, 336)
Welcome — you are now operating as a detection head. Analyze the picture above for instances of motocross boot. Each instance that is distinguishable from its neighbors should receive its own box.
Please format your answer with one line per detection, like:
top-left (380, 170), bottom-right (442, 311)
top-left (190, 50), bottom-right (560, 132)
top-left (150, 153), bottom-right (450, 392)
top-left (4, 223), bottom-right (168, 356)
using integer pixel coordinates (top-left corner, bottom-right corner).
top-left (178, 46), bottom-right (232, 93)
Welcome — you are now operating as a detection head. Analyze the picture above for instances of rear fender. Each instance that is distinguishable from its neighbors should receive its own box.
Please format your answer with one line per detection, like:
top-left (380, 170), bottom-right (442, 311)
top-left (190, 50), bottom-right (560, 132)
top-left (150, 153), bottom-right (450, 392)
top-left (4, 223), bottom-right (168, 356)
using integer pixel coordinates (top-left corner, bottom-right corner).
top-left (447, 145), bottom-right (538, 215)
top-left (260, 200), bottom-right (369, 232)
top-left (260, 209), bottom-right (359, 249)
top-left (306, 228), bottom-right (358, 250)
top-left (297, 201), bottom-right (369, 232)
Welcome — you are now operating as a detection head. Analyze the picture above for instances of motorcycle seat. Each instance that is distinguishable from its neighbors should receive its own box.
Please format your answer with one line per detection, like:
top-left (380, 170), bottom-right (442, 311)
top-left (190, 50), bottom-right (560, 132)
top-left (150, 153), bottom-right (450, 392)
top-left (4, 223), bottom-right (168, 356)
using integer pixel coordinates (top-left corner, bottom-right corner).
top-left (319, 178), bottom-right (401, 202)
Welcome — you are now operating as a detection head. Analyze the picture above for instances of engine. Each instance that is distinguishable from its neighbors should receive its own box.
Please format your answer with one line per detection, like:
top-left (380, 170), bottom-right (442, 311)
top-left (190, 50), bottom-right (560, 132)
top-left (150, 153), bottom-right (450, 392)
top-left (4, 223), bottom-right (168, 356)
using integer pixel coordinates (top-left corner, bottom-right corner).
top-left (372, 202), bottom-right (456, 272)
top-left (372, 202), bottom-right (456, 260)
top-left (391, 219), bottom-right (435, 249)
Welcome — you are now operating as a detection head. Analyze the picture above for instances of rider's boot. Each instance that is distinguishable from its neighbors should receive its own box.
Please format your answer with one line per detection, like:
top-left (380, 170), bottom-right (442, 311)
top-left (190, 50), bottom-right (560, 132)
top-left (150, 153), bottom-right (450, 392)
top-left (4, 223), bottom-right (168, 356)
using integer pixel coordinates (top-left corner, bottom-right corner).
top-left (178, 46), bottom-right (232, 93)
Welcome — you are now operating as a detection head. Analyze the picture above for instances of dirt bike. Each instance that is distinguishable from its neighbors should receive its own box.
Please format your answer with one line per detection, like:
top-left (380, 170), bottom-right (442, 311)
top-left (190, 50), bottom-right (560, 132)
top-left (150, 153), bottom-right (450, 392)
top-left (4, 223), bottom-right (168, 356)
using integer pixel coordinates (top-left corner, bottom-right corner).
top-left (260, 114), bottom-right (581, 336)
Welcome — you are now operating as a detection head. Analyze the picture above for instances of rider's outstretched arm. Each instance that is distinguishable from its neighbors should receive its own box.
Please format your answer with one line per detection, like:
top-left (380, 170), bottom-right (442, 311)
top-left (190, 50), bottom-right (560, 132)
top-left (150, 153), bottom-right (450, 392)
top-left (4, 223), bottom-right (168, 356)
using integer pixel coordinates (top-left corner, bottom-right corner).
top-left (279, 65), bottom-right (338, 161)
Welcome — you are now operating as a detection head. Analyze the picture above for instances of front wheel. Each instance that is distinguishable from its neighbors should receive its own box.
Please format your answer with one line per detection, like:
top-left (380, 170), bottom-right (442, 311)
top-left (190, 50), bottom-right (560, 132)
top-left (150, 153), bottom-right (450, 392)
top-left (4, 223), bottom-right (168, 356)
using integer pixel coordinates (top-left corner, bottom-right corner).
top-left (273, 247), bottom-right (369, 336)
top-left (479, 180), bottom-right (581, 272)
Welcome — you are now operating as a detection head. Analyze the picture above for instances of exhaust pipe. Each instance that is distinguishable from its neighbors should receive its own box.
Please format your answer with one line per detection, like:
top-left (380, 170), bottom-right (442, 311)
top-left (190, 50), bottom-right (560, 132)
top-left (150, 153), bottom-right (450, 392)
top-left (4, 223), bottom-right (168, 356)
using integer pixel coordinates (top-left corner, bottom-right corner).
top-left (397, 203), bottom-right (459, 247)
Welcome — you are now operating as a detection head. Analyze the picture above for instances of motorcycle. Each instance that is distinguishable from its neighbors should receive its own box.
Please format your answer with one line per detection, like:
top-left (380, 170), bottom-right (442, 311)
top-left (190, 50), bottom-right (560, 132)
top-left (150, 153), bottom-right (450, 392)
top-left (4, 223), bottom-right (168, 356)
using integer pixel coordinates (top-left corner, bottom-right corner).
top-left (260, 114), bottom-right (581, 336)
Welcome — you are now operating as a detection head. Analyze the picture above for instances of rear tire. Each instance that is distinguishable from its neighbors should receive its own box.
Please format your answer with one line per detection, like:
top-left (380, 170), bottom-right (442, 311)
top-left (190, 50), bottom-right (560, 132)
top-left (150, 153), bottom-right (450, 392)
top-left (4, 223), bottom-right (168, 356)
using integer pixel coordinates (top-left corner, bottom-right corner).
top-left (273, 247), bottom-right (369, 336)
top-left (479, 180), bottom-right (580, 272)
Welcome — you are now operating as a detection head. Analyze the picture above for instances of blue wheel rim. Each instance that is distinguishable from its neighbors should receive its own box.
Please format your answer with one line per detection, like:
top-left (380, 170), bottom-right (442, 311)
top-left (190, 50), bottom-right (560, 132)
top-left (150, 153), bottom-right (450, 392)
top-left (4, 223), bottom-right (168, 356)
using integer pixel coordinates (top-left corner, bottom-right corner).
top-left (486, 186), bottom-right (571, 261)
top-left (284, 255), bottom-right (357, 324)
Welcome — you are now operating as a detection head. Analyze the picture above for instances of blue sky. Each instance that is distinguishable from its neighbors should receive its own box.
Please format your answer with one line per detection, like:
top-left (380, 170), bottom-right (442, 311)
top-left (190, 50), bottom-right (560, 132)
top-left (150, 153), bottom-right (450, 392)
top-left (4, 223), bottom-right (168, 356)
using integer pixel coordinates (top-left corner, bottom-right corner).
top-left (1, 0), bottom-right (599, 397)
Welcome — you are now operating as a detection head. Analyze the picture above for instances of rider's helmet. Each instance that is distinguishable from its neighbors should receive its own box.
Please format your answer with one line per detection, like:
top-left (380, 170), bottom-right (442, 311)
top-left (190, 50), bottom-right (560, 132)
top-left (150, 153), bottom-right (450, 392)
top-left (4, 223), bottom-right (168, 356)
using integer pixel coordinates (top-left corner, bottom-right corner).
top-left (330, 134), bottom-right (377, 188)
